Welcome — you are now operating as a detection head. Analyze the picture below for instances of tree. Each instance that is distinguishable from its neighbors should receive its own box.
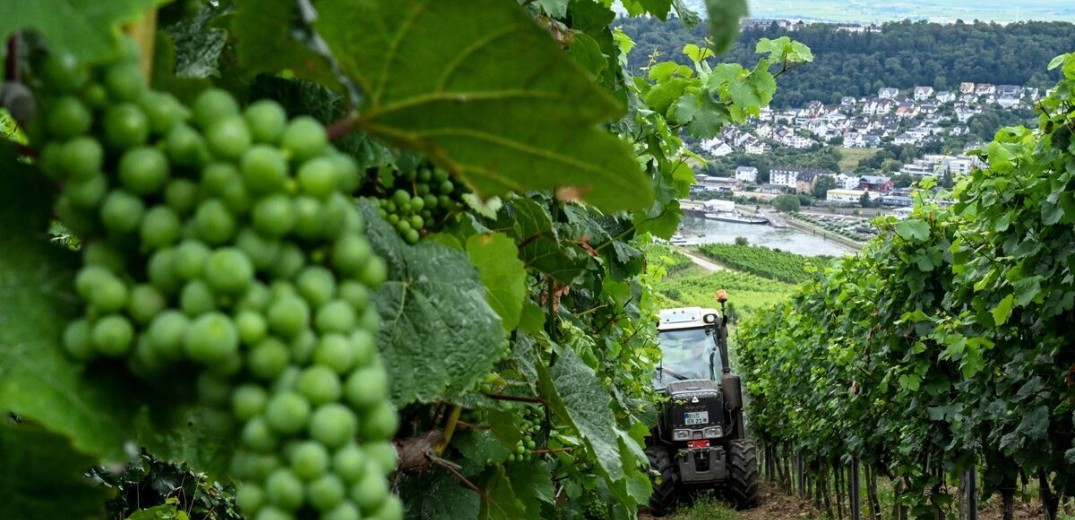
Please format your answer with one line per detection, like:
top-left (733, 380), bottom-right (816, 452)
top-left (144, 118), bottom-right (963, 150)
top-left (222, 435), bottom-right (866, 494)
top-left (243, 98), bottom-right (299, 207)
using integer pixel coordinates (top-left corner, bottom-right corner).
top-left (813, 175), bottom-right (837, 198)
top-left (859, 191), bottom-right (874, 208)
top-left (771, 194), bottom-right (802, 212)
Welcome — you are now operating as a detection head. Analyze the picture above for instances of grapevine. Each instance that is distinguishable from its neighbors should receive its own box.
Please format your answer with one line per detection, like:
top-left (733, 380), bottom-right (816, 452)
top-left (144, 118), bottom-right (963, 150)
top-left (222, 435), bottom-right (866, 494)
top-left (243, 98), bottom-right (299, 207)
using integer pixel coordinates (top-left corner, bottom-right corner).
top-left (28, 42), bottom-right (400, 520)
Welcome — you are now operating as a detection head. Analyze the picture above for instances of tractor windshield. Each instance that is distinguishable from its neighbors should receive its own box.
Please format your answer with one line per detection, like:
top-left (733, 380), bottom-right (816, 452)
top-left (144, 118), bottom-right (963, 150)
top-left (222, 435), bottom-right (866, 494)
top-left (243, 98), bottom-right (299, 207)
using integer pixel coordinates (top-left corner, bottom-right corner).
top-left (653, 327), bottom-right (720, 389)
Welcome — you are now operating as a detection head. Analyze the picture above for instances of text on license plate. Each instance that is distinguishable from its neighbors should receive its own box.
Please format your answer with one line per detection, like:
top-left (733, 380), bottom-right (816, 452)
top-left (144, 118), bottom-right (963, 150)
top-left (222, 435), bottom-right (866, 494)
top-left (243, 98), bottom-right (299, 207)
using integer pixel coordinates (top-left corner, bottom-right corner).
top-left (684, 411), bottom-right (709, 425)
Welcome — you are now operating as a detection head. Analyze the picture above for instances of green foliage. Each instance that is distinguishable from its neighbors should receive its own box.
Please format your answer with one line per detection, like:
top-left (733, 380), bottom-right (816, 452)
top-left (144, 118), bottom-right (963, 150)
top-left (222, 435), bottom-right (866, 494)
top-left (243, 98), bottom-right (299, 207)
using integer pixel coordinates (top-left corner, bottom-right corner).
top-left (737, 53), bottom-right (1075, 517)
top-left (0, 422), bottom-right (107, 519)
top-left (0, 0), bottom-right (784, 518)
top-left (769, 193), bottom-right (801, 213)
top-left (696, 243), bottom-right (830, 285)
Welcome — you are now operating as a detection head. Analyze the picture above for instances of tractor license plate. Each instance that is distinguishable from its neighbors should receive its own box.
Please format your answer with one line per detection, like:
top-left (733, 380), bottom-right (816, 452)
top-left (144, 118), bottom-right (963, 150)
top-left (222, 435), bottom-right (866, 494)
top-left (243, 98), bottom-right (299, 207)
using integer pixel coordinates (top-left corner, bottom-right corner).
top-left (687, 440), bottom-right (710, 449)
top-left (683, 411), bottom-right (709, 425)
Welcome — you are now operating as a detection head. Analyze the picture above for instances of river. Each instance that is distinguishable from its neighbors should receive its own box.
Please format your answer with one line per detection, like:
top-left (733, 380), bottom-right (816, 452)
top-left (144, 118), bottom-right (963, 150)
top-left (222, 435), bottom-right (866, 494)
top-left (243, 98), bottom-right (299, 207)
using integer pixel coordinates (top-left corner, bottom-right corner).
top-left (676, 214), bottom-right (856, 257)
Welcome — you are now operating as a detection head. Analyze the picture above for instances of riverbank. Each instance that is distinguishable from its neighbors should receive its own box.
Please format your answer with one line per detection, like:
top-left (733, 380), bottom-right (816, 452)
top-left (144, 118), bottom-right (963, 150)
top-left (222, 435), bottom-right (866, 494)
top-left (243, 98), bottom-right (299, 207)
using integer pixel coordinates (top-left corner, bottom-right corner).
top-left (782, 213), bottom-right (866, 252)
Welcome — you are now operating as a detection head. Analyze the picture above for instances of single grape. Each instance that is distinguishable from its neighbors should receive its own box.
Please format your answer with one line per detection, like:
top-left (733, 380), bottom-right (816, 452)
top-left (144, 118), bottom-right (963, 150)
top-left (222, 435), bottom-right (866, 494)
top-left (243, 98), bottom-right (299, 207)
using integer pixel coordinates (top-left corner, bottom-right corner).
top-left (248, 338), bottom-right (291, 381)
top-left (267, 295), bottom-right (310, 339)
top-left (46, 96), bottom-right (92, 139)
top-left (244, 100), bottom-right (287, 144)
top-left (314, 300), bottom-right (356, 334)
top-left (242, 145), bottom-right (289, 195)
top-left (173, 240), bottom-right (211, 280)
top-left (183, 312), bottom-right (240, 364)
top-left (308, 403), bottom-right (357, 449)
top-left (193, 199), bottom-right (237, 245)
top-left (289, 440), bottom-right (329, 480)
top-left (63, 318), bottom-right (94, 361)
top-left (297, 158), bottom-right (337, 198)
top-left (205, 116), bottom-right (252, 160)
top-left (164, 178), bottom-right (199, 215)
top-left (235, 484), bottom-right (266, 516)
top-left (296, 366), bottom-right (342, 406)
top-left (289, 329), bottom-right (318, 365)
top-left (281, 116), bottom-right (327, 160)
top-left (348, 329), bottom-right (377, 368)
top-left (290, 195), bottom-right (324, 240)
top-left (66, 174), bottom-right (109, 208)
top-left (180, 279), bottom-right (216, 316)
top-left (60, 136), bottom-right (104, 181)
top-left (103, 61), bottom-right (146, 102)
top-left (360, 401), bottom-right (398, 441)
top-left (344, 367), bottom-right (389, 409)
top-left (141, 205), bottom-right (182, 250)
top-left (138, 91), bottom-right (181, 135)
top-left (39, 52), bottom-right (87, 93)
top-left (235, 309), bottom-right (269, 346)
top-left (308, 474), bottom-right (347, 512)
top-left (264, 391), bottom-right (311, 436)
top-left (337, 282), bottom-right (370, 314)
top-left (313, 334), bottom-right (356, 375)
top-left (85, 273), bottom-right (129, 313)
top-left (296, 266), bottom-right (336, 308)
top-left (100, 190), bottom-right (146, 234)
top-left (332, 235), bottom-right (371, 276)
top-left (103, 103), bottom-right (149, 148)
top-left (204, 247), bottom-right (255, 295)
top-left (147, 248), bottom-right (182, 295)
top-left (166, 124), bottom-right (209, 167)
top-left (192, 88), bottom-right (240, 130)
top-left (349, 464), bottom-right (389, 512)
top-left (265, 468), bottom-right (305, 511)
top-left (127, 284), bottom-right (166, 324)
top-left (93, 314), bottom-right (135, 357)
top-left (252, 194), bottom-right (295, 238)
top-left (146, 310), bottom-right (189, 361)
top-left (363, 441), bottom-right (398, 475)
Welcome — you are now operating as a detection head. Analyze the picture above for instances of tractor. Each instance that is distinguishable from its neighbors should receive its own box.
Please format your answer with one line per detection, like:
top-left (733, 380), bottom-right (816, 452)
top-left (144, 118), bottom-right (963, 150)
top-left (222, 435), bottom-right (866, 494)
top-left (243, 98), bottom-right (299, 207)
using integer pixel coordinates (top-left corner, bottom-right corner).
top-left (645, 291), bottom-right (759, 515)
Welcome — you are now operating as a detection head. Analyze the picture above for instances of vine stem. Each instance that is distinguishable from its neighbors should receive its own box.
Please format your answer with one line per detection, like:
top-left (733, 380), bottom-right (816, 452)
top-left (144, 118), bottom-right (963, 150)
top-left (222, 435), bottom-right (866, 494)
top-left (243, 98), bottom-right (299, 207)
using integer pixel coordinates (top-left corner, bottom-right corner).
top-left (125, 8), bottom-right (158, 80)
top-left (433, 405), bottom-right (461, 456)
top-left (481, 392), bottom-right (545, 404)
top-left (531, 447), bottom-right (572, 455)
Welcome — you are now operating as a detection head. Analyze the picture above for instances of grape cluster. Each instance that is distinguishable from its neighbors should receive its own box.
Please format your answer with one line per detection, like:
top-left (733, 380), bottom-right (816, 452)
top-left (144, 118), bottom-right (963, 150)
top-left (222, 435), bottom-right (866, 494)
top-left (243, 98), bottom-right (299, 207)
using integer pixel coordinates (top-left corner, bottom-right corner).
top-left (507, 405), bottom-right (544, 463)
top-left (372, 164), bottom-right (465, 244)
top-left (31, 43), bottom-right (401, 520)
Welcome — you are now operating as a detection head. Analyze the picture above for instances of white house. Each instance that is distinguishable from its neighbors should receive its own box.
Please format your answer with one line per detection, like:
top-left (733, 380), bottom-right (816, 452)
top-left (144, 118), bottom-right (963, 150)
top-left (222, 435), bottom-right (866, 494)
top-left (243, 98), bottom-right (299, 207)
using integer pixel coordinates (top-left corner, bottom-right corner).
top-left (935, 90), bottom-right (956, 103)
top-left (735, 166), bottom-right (759, 183)
top-left (827, 189), bottom-right (877, 203)
top-left (835, 173), bottom-right (861, 190)
top-left (878, 87), bottom-right (900, 100)
top-left (913, 86), bottom-right (934, 100)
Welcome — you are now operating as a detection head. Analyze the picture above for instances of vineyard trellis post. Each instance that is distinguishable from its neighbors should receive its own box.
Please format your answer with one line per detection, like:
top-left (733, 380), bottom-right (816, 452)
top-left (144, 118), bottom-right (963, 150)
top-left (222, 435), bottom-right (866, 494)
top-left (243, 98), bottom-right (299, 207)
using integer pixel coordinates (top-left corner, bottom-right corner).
top-left (963, 466), bottom-right (978, 520)
top-left (850, 456), bottom-right (861, 520)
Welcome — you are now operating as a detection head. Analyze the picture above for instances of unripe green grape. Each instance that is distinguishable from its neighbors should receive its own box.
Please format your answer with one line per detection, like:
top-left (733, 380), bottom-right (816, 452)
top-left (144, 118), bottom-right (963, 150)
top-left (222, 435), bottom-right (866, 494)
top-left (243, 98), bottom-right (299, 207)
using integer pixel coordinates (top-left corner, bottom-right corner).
top-left (141, 205), bottom-right (182, 250)
top-left (337, 281), bottom-right (369, 314)
top-left (166, 124), bottom-right (209, 167)
top-left (394, 219), bottom-right (411, 235)
top-left (415, 183), bottom-right (430, 196)
top-left (37, 143), bottom-right (65, 180)
top-left (127, 284), bottom-right (166, 324)
top-left (348, 329), bottom-right (376, 368)
top-left (180, 279), bottom-right (216, 316)
top-left (236, 451), bottom-right (283, 480)
top-left (164, 179), bottom-right (199, 215)
top-left (332, 235), bottom-right (371, 276)
top-left (416, 168), bottom-right (432, 183)
top-left (232, 385), bottom-right (269, 422)
top-left (103, 61), bottom-right (145, 102)
top-left (372, 495), bottom-right (403, 520)
top-left (82, 83), bottom-right (108, 109)
top-left (422, 194), bottom-right (437, 210)
top-left (308, 474), bottom-right (347, 512)
top-left (201, 162), bottom-right (241, 197)
top-left (245, 100), bottom-right (287, 144)
top-left (242, 145), bottom-right (289, 195)
top-left (438, 194), bottom-right (453, 209)
top-left (103, 103), bottom-right (149, 148)
top-left (408, 196), bottom-right (425, 212)
top-left (235, 228), bottom-right (283, 272)
top-left (267, 294), bottom-right (310, 339)
top-left (331, 443), bottom-right (367, 483)
top-left (290, 195), bottom-right (324, 239)
top-left (265, 391), bottom-right (311, 436)
top-left (254, 506), bottom-right (292, 520)
top-left (63, 318), bottom-right (95, 361)
top-left (269, 243), bottom-right (305, 281)
top-left (314, 300), bottom-right (356, 334)
top-left (46, 96), bottom-right (92, 139)
top-left (173, 240), bottom-right (211, 280)
top-left (60, 136), bottom-right (104, 181)
top-left (100, 190), bottom-right (145, 234)
top-left (314, 334), bottom-right (356, 375)
top-left (235, 484), bottom-right (266, 516)
top-left (265, 468), bottom-right (305, 511)
top-left (252, 194), bottom-right (295, 238)
top-left (80, 240), bottom-right (123, 271)
top-left (242, 418), bottom-right (279, 454)
top-left (66, 174), bottom-right (108, 208)
top-left (86, 274), bottom-right (129, 314)
top-left (364, 441), bottom-right (398, 475)
top-left (39, 52), bottom-right (87, 93)
top-left (192, 88), bottom-right (240, 130)
top-left (296, 365), bottom-right (342, 406)
top-left (118, 147), bottom-right (169, 195)
top-left (281, 116), bottom-right (327, 160)
top-left (344, 367), bottom-right (389, 409)
top-left (403, 228), bottom-right (420, 244)
top-left (328, 153), bottom-right (360, 193)
top-left (289, 440), bottom-right (329, 481)
top-left (237, 281), bottom-right (271, 312)
top-left (308, 403), bottom-right (357, 449)
top-left (391, 189), bottom-right (409, 208)
top-left (320, 193), bottom-right (354, 239)
top-left (193, 199), bottom-right (237, 245)
top-left (205, 116), bottom-right (252, 160)
top-left (183, 312), bottom-right (239, 364)
top-left (138, 91), bottom-right (182, 135)
top-left (360, 257), bottom-right (388, 287)
top-left (297, 158), bottom-right (337, 198)
top-left (248, 338), bottom-right (291, 381)
top-left (93, 314), bottom-right (135, 357)
top-left (147, 248), bottom-right (182, 295)
top-left (235, 310), bottom-right (268, 346)
top-left (296, 266), bottom-right (336, 308)
top-left (204, 247), bottom-right (254, 294)
top-left (360, 401), bottom-right (398, 441)
top-left (289, 329), bottom-right (317, 366)
top-left (146, 310), bottom-right (189, 360)
top-left (349, 464), bottom-right (389, 512)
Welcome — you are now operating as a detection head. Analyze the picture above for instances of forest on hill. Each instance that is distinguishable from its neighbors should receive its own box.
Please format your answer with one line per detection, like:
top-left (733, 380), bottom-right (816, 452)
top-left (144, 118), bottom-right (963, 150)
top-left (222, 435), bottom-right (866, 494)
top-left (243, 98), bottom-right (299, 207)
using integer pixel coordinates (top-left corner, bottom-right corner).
top-left (618, 18), bottom-right (1075, 108)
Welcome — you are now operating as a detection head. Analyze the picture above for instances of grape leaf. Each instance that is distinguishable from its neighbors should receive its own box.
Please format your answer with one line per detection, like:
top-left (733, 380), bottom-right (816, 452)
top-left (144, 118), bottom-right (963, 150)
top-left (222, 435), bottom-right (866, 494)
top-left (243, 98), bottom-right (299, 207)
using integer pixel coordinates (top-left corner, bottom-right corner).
top-left (0, 0), bottom-right (164, 63)
top-left (894, 219), bottom-right (930, 242)
top-left (535, 0), bottom-right (570, 18)
top-left (230, 0), bottom-right (335, 84)
top-left (360, 200), bottom-right (504, 405)
top-left (467, 233), bottom-right (527, 332)
top-left (479, 466), bottom-right (527, 520)
top-left (0, 424), bottom-right (107, 519)
top-left (535, 342), bottom-right (626, 481)
top-left (705, 0), bottom-right (749, 54)
top-left (314, 0), bottom-right (653, 213)
top-left (506, 462), bottom-right (555, 520)
top-left (165, 4), bottom-right (226, 78)
top-left (0, 150), bottom-right (140, 463)
top-left (400, 471), bottom-right (481, 520)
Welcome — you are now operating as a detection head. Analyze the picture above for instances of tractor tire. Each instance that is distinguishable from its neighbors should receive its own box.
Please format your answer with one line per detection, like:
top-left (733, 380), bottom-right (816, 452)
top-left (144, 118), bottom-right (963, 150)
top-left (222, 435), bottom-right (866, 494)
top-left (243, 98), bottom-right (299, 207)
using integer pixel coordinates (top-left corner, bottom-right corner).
top-left (645, 445), bottom-right (679, 516)
top-left (725, 439), bottom-right (760, 509)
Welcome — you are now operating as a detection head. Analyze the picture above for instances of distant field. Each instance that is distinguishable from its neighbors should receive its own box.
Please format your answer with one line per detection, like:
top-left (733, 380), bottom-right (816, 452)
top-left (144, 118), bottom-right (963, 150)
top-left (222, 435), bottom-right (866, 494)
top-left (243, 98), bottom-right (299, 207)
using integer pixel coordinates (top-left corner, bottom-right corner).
top-left (837, 147), bottom-right (878, 172)
top-left (681, 0), bottom-right (1075, 22)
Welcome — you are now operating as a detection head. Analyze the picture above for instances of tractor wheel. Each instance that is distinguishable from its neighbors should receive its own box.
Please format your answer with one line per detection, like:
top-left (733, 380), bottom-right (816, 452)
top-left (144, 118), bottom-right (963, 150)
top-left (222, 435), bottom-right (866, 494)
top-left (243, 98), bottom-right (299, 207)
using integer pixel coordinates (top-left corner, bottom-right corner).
top-left (725, 439), bottom-right (760, 509)
top-left (645, 445), bottom-right (679, 516)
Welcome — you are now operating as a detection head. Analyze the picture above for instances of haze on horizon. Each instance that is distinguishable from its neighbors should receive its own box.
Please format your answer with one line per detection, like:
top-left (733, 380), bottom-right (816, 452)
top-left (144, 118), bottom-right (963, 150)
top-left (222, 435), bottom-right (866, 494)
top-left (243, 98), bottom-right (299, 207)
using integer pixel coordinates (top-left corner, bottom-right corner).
top-left (680, 0), bottom-right (1075, 23)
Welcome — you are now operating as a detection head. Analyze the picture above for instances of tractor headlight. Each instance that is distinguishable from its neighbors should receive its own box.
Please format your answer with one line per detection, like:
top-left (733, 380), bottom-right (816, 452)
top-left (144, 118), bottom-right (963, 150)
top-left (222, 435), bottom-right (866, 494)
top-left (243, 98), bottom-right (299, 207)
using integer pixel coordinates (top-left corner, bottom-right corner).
top-left (672, 429), bottom-right (691, 441)
top-left (703, 426), bottom-right (722, 438)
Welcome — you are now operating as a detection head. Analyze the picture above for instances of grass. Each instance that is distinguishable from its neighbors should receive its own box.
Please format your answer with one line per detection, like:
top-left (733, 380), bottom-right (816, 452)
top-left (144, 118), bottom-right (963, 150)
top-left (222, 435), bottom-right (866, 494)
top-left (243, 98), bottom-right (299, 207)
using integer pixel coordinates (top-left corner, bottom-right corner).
top-left (663, 494), bottom-right (741, 520)
top-left (836, 146), bottom-right (878, 172)
top-left (656, 264), bottom-right (795, 317)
